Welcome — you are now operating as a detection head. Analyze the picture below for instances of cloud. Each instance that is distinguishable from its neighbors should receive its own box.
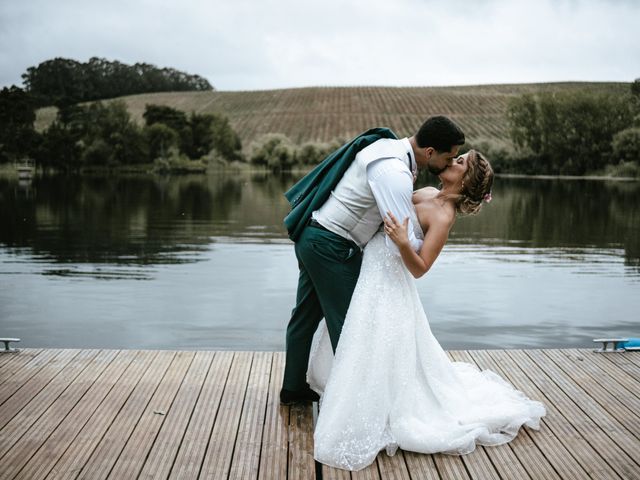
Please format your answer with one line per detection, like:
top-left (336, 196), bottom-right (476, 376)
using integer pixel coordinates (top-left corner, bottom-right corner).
top-left (1, 0), bottom-right (638, 90)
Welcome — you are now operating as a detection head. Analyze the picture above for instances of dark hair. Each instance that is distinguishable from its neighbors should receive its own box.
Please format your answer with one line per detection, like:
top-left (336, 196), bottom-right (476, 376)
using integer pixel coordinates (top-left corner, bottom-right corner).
top-left (415, 116), bottom-right (465, 152)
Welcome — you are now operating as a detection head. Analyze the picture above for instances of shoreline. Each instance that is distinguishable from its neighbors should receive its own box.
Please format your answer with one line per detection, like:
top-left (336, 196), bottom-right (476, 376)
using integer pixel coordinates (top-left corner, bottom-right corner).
top-left (495, 172), bottom-right (639, 181)
top-left (1, 163), bottom-right (638, 181)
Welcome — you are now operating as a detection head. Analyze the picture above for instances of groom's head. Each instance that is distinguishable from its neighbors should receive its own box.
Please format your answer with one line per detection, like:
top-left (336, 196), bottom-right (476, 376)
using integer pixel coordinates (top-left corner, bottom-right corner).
top-left (414, 116), bottom-right (466, 175)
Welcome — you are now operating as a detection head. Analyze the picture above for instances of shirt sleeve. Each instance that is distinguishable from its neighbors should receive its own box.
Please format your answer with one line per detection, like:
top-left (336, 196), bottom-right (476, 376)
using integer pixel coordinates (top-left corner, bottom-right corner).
top-left (367, 158), bottom-right (423, 254)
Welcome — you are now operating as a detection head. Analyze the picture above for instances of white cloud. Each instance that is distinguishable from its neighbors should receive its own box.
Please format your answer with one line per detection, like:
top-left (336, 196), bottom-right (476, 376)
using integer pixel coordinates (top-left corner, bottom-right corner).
top-left (0, 0), bottom-right (638, 90)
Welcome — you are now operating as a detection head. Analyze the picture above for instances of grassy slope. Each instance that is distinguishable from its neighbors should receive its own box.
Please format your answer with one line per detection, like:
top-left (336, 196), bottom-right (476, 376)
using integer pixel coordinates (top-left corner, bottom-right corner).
top-left (35, 82), bottom-right (629, 148)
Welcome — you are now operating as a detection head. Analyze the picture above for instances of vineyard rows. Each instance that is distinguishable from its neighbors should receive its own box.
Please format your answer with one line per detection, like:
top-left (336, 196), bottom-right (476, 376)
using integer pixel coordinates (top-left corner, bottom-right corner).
top-left (35, 83), bottom-right (629, 148)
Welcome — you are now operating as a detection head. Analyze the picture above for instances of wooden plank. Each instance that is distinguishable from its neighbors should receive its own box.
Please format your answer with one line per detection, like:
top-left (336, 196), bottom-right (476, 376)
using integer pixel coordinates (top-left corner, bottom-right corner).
top-left (351, 460), bottom-right (382, 480)
top-left (136, 350), bottom-right (214, 479)
top-left (376, 450), bottom-right (411, 480)
top-left (258, 352), bottom-right (289, 480)
top-left (0, 349), bottom-right (70, 406)
top-left (402, 452), bottom-right (439, 480)
top-left (168, 351), bottom-right (234, 479)
top-left (1, 347), bottom-right (637, 480)
top-left (0, 350), bottom-right (117, 480)
top-left (461, 349), bottom-right (561, 480)
top-left (471, 349), bottom-right (588, 480)
top-left (417, 351), bottom-right (472, 480)
top-left (607, 351), bottom-right (640, 369)
top-left (486, 349), bottom-right (617, 480)
top-left (0, 349), bottom-right (95, 455)
top-left (323, 464), bottom-right (352, 480)
top-left (106, 350), bottom-right (196, 479)
top-left (524, 350), bottom-right (640, 458)
top-left (508, 349), bottom-right (637, 479)
top-left (42, 350), bottom-right (159, 480)
top-left (76, 350), bottom-right (176, 479)
top-left (0, 351), bottom-right (15, 369)
top-left (229, 351), bottom-right (272, 480)
top-left (432, 452), bottom-right (470, 480)
top-left (0, 349), bottom-right (43, 383)
top-left (449, 350), bottom-right (530, 480)
top-left (288, 402), bottom-right (316, 480)
top-left (11, 349), bottom-right (138, 480)
top-left (597, 353), bottom-right (640, 386)
top-left (543, 349), bottom-right (640, 431)
top-left (580, 350), bottom-right (640, 391)
top-left (198, 352), bottom-right (254, 479)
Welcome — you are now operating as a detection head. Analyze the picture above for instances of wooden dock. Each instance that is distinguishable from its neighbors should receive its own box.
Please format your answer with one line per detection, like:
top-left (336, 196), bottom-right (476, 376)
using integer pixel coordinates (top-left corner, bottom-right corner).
top-left (0, 348), bottom-right (639, 479)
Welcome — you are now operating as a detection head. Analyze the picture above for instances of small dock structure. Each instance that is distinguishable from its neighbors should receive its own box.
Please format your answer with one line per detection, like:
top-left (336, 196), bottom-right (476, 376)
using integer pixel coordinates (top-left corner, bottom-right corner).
top-left (14, 160), bottom-right (35, 180)
top-left (0, 348), bottom-right (639, 479)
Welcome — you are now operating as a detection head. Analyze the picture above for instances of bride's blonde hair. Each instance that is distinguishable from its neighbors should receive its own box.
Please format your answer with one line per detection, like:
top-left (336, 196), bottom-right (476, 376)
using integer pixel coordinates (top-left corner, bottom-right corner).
top-left (455, 150), bottom-right (494, 216)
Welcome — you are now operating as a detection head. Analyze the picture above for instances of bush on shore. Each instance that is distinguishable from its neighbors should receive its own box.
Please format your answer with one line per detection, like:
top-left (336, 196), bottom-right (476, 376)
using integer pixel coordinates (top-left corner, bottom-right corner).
top-left (248, 134), bottom-right (344, 172)
top-left (507, 86), bottom-right (638, 175)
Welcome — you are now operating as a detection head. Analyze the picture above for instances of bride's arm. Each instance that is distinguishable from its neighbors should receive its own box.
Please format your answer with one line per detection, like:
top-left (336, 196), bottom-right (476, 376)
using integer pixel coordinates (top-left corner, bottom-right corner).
top-left (384, 211), bottom-right (451, 278)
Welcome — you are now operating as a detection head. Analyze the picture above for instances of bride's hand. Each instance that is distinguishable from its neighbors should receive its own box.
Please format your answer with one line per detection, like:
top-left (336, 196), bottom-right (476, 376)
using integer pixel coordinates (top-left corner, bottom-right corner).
top-left (384, 211), bottom-right (410, 247)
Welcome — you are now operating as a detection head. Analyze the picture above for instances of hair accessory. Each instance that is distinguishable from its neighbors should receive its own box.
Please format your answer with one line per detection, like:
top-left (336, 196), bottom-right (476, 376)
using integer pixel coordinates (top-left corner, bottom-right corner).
top-left (483, 192), bottom-right (492, 203)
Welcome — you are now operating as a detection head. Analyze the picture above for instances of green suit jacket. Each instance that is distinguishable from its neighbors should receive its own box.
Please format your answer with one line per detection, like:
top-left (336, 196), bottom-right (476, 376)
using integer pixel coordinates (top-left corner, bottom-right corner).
top-left (284, 128), bottom-right (398, 242)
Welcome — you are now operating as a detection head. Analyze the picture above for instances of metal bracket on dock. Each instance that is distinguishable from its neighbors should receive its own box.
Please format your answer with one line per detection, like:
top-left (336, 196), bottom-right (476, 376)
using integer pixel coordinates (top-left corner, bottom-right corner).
top-left (0, 338), bottom-right (20, 353)
top-left (593, 338), bottom-right (628, 353)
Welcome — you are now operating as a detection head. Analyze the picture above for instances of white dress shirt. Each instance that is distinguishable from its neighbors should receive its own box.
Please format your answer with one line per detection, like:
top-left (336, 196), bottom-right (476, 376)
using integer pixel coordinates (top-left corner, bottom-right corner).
top-left (367, 137), bottom-right (423, 254)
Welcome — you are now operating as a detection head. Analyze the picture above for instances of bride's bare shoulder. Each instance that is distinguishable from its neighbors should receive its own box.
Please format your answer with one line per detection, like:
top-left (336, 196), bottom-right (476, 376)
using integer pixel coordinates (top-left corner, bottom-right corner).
top-left (413, 187), bottom-right (456, 231)
top-left (412, 186), bottom-right (439, 203)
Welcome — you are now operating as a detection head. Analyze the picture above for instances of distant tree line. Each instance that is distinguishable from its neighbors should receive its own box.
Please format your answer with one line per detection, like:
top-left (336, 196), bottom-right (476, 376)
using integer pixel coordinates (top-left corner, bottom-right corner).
top-left (498, 78), bottom-right (640, 176)
top-left (0, 86), bottom-right (242, 171)
top-left (22, 57), bottom-right (213, 108)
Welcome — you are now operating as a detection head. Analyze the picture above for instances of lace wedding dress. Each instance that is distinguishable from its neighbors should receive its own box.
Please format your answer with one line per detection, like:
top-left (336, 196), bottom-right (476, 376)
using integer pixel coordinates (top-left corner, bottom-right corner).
top-left (307, 216), bottom-right (546, 471)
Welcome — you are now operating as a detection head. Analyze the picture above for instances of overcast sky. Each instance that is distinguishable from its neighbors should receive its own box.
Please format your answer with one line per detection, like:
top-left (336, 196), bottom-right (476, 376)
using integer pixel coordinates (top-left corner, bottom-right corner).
top-left (1, 0), bottom-right (638, 91)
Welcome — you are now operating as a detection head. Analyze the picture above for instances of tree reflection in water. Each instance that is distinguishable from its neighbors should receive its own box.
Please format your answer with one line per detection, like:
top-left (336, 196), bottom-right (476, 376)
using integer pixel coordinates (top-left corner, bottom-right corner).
top-left (0, 173), bottom-right (638, 270)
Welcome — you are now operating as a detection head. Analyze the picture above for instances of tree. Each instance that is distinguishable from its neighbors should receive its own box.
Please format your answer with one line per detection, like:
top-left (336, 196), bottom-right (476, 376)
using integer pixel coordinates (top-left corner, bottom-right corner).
top-left (38, 100), bottom-right (147, 169)
top-left (0, 86), bottom-right (39, 162)
top-left (21, 57), bottom-right (214, 107)
top-left (507, 91), bottom-right (635, 174)
top-left (145, 123), bottom-right (179, 161)
top-left (208, 113), bottom-right (242, 161)
top-left (144, 105), bottom-right (242, 161)
top-left (36, 121), bottom-right (82, 170)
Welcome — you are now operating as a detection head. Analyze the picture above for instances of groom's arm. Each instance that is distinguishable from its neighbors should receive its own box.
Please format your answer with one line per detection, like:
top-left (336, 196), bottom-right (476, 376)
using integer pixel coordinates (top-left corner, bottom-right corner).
top-left (367, 158), bottom-right (423, 254)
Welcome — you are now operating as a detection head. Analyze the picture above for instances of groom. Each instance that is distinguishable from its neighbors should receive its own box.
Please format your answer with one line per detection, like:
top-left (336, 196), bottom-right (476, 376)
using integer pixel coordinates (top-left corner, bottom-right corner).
top-left (281, 116), bottom-right (465, 404)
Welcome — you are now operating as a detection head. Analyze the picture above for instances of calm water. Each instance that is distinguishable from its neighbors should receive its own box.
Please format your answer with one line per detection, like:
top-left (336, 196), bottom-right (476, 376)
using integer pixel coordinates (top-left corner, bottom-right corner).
top-left (1, 172), bottom-right (639, 350)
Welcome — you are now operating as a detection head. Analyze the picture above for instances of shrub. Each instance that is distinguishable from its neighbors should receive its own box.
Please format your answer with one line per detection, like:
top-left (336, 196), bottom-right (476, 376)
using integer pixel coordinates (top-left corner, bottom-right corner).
top-left (249, 134), bottom-right (297, 172)
top-left (82, 138), bottom-right (113, 166)
top-left (612, 127), bottom-right (640, 163)
top-left (604, 161), bottom-right (640, 178)
top-left (152, 146), bottom-right (206, 174)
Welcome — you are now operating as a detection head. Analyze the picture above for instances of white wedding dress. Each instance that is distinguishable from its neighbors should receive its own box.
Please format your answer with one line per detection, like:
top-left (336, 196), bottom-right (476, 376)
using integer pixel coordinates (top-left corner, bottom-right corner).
top-left (308, 214), bottom-right (546, 471)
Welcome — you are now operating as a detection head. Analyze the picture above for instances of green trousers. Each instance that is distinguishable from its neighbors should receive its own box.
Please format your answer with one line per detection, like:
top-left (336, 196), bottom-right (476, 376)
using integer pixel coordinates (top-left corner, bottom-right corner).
top-left (282, 224), bottom-right (363, 391)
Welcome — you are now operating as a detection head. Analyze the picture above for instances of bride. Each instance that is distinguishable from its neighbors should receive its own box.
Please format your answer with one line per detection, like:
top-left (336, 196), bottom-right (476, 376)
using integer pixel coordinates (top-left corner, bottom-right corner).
top-left (308, 149), bottom-right (546, 471)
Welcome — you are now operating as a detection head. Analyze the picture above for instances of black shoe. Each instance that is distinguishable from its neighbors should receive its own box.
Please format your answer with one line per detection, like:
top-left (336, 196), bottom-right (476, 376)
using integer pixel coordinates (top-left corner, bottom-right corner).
top-left (279, 385), bottom-right (320, 405)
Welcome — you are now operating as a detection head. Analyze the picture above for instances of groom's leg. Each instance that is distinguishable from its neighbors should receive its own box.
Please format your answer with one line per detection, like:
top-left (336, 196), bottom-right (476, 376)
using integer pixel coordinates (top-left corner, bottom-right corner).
top-left (282, 262), bottom-right (324, 391)
top-left (296, 227), bottom-right (362, 353)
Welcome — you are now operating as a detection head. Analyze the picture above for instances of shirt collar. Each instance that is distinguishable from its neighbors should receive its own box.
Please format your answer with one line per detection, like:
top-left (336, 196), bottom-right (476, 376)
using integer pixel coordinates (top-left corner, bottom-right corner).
top-left (401, 137), bottom-right (416, 175)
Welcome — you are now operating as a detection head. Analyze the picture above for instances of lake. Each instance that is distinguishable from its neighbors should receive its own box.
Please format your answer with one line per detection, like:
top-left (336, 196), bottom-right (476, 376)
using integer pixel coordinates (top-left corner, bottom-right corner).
top-left (1, 172), bottom-right (638, 351)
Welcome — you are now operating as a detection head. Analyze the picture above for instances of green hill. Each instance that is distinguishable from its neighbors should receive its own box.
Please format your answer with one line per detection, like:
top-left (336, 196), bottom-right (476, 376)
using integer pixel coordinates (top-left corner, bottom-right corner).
top-left (35, 82), bottom-right (629, 148)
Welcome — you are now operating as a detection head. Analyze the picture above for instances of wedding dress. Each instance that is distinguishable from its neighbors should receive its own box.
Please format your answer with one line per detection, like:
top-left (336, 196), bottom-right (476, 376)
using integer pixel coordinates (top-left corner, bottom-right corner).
top-left (307, 212), bottom-right (546, 471)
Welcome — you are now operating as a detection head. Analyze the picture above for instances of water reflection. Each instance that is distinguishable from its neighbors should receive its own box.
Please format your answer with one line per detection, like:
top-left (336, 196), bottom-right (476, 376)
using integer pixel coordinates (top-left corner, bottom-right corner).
top-left (1, 173), bottom-right (639, 269)
top-left (0, 172), bottom-right (638, 350)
